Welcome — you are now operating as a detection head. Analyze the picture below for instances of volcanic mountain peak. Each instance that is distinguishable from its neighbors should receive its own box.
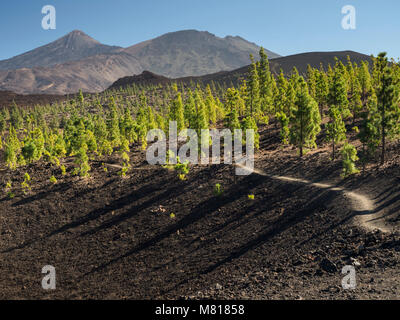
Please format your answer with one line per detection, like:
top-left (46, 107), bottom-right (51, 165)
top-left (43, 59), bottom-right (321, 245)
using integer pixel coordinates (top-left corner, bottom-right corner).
top-left (55, 29), bottom-right (101, 49)
top-left (124, 29), bottom-right (280, 78)
top-left (0, 30), bottom-right (122, 71)
top-left (0, 29), bottom-right (280, 94)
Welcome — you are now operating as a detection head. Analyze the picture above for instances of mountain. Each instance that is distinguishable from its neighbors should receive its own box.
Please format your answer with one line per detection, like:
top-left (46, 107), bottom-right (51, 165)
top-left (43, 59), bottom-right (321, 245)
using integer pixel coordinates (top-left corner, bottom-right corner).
top-left (0, 52), bottom-right (142, 95)
top-left (0, 30), bottom-right (122, 71)
top-left (125, 30), bottom-right (279, 78)
top-left (0, 30), bottom-right (277, 94)
top-left (108, 50), bottom-right (373, 90)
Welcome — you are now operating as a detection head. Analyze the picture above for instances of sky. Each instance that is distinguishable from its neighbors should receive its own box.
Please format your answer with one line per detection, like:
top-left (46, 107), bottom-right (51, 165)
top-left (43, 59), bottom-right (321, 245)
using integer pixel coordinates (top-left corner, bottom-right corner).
top-left (1, 0), bottom-right (400, 60)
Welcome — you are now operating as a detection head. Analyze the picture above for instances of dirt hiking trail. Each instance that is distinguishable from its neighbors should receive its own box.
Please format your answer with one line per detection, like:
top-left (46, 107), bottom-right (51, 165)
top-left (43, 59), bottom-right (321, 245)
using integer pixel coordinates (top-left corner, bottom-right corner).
top-left (237, 163), bottom-right (391, 234)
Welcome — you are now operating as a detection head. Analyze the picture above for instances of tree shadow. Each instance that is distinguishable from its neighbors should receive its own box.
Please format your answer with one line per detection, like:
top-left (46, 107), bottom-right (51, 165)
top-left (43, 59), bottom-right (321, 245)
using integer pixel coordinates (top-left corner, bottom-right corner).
top-left (1, 177), bottom-right (171, 253)
top-left (201, 188), bottom-right (338, 275)
top-left (82, 173), bottom-right (266, 277)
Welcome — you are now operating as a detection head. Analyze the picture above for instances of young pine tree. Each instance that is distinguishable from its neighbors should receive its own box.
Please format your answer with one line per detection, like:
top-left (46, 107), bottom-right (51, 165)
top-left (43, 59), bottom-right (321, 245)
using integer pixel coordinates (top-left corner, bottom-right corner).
top-left (247, 54), bottom-right (260, 117)
top-left (341, 143), bottom-right (360, 178)
top-left (374, 52), bottom-right (400, 165)
top-left (169, 90), bottom-right (186, 132)
top-left (329, 62), bottom-right (351, 119)
top-left (289, 77), bottom-right (321, 157)
top-left (241, 116), bottom-right (259, 150)
top-left (326, 106), bottom-right (347, 160)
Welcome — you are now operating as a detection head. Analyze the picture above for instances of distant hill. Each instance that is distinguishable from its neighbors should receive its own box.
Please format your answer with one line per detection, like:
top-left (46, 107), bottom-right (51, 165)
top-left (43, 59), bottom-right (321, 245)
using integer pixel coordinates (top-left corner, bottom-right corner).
top-left (108, 50), bottom-right (373, 90)
top-left (0, 30), bottom-right (277, 94)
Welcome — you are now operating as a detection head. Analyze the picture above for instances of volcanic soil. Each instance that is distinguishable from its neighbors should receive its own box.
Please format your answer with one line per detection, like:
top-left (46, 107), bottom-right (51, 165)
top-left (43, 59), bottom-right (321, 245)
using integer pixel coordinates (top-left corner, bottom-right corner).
top-left (0, 125), bottom-right (399, 300)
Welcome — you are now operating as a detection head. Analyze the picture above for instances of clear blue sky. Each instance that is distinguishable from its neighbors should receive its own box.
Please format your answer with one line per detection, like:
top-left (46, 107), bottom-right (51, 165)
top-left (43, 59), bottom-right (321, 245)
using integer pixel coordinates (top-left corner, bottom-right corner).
top-left (1, 0), bottom-right (400, 60)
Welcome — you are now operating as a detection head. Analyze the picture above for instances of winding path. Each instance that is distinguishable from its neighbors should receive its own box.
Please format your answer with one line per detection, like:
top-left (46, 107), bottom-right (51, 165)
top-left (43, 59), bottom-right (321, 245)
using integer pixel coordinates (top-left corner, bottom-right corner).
top-left (237, 164), bottom-right (390, 234)
top-left (104, 161), bottom-right (389, 233)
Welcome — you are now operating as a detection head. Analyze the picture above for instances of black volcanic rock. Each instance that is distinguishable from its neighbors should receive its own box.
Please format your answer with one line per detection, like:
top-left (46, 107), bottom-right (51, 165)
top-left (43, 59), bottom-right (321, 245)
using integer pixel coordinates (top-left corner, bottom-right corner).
top-left (110, 71), bottom-right (171, 89)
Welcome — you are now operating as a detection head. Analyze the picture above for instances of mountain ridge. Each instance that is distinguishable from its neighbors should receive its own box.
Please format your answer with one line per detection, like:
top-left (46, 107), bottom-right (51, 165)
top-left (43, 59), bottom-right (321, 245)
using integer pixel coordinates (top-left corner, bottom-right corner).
top-left (108, 50), bottom-right (373, 91)
top-left (0, 29), bottom-right (278, 94)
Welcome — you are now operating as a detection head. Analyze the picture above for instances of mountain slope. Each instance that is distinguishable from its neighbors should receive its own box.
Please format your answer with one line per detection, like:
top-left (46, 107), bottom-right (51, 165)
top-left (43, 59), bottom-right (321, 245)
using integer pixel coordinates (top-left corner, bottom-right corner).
top-left (125, 30), bottom-right (279, 78)
top-left (108, 50), bottom-right (373, 90)
top-left (0, 30), bottom-right (278, 94)
top-left (0, 30), bottom-right (122, 71)
top-left (0, 52), bottom-right (142, 94)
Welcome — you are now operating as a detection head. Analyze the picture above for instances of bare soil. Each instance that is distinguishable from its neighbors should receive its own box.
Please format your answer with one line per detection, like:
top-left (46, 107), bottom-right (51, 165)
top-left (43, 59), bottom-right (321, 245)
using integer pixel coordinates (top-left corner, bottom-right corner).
top-left (0, 126), bottom-right (399, 300)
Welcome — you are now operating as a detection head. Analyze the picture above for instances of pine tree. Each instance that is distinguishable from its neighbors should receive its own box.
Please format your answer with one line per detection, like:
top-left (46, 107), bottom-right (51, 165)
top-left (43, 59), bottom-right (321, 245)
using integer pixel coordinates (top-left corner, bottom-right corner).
top-left (276, 70), bottom-right (288, 115)
top-left (4, 124), bottom-right (21, 169)
top-left (350, 77), bottom-right (363, 125)
top-left (107, 98), bottom-right (121, 148)
top-left (22, 127), bottom-right (45, 163)
top-left (306, 65), bottom-right (317, 99)
top-left (74, 147), bottom-right (90, 177)
top-left (136, 105), bottom-right (149, 149)
top-left (224, 105), bottom-right (241, 141)
top-left (289, 77), bottom-right (321, 157)
top-left (276, 111), bottom-right (290, 145)
top-left (329, 61), bottom-right (351, 119)
top-left (0, 112), bottom-right (5, 133)
top-left (258, 47), bottom-right (273, 115)
top-left (374, 52), bottom-right (400, 165)
top-left (169, 89), bottom-right (186, 132)
top-left (358, 61), bottom-right (372, 103)
top-left (358, 91), bottom-right (380, 173)
top-left (10, 102), bottom-right (23, 130)
top-left (78, 89), bottom-right (84, 104)
top-left (289, 67), bottom-right (301, 92)
top-left (184, 89), bottom-right (197, 128)
top-left (247, 54), bottom-right (260, 116)
top-left (193, 89), bottom-right (208, 137)
top-left (94, 115), bottom-right (112, 156)
top-left (315, 64), bottom-right (329, 117)
top-left (120, 107), bottom-right (138, 143)
top-left (341, 143), bottom-right (359, 178)
top-left (205, 85), bottom-right (217, 126)
top-left (241, 116), bottom-right (259, 150)
top-left (147, 106), bottom-right (157, 130)
top-left (326, 106), bottom-right (347, 160)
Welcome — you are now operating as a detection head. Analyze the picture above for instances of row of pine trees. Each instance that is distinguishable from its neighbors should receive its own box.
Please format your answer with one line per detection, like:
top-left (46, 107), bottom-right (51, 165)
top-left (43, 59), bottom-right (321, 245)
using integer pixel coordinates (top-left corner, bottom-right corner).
top-left (0, 49), bottom-right (399, 179)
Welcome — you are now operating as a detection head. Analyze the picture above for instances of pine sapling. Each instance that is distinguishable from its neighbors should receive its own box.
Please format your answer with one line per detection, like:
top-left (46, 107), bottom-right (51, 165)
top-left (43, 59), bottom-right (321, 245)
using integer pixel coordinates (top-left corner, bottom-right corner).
top-left (341, 143), bottom-right (360, 178)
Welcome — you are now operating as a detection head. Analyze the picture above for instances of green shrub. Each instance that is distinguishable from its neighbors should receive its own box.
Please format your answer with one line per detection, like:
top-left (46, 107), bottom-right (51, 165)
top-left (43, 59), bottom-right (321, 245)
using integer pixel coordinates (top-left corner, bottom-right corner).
top-left (341, 143), bottom-right (360, 178)
top-left (214, 183), bottom-right (223, 197)
top-left (50, 175), bottom-right (57, 184)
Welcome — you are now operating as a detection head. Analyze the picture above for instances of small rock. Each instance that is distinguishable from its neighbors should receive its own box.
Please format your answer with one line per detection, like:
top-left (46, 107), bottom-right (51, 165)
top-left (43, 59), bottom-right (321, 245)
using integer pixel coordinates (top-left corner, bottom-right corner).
top-left (319, 258), bottom-right (338, 273)
top-left (215, 283), bottom-right (223, 290)
top-left (351, 257), bottom-right (361, 267)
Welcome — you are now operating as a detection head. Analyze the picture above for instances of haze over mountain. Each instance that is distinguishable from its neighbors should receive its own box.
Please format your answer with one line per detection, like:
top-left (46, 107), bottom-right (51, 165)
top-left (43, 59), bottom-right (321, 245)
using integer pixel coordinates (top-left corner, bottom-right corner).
top-left (0, 30), bottom-right (277, 94)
